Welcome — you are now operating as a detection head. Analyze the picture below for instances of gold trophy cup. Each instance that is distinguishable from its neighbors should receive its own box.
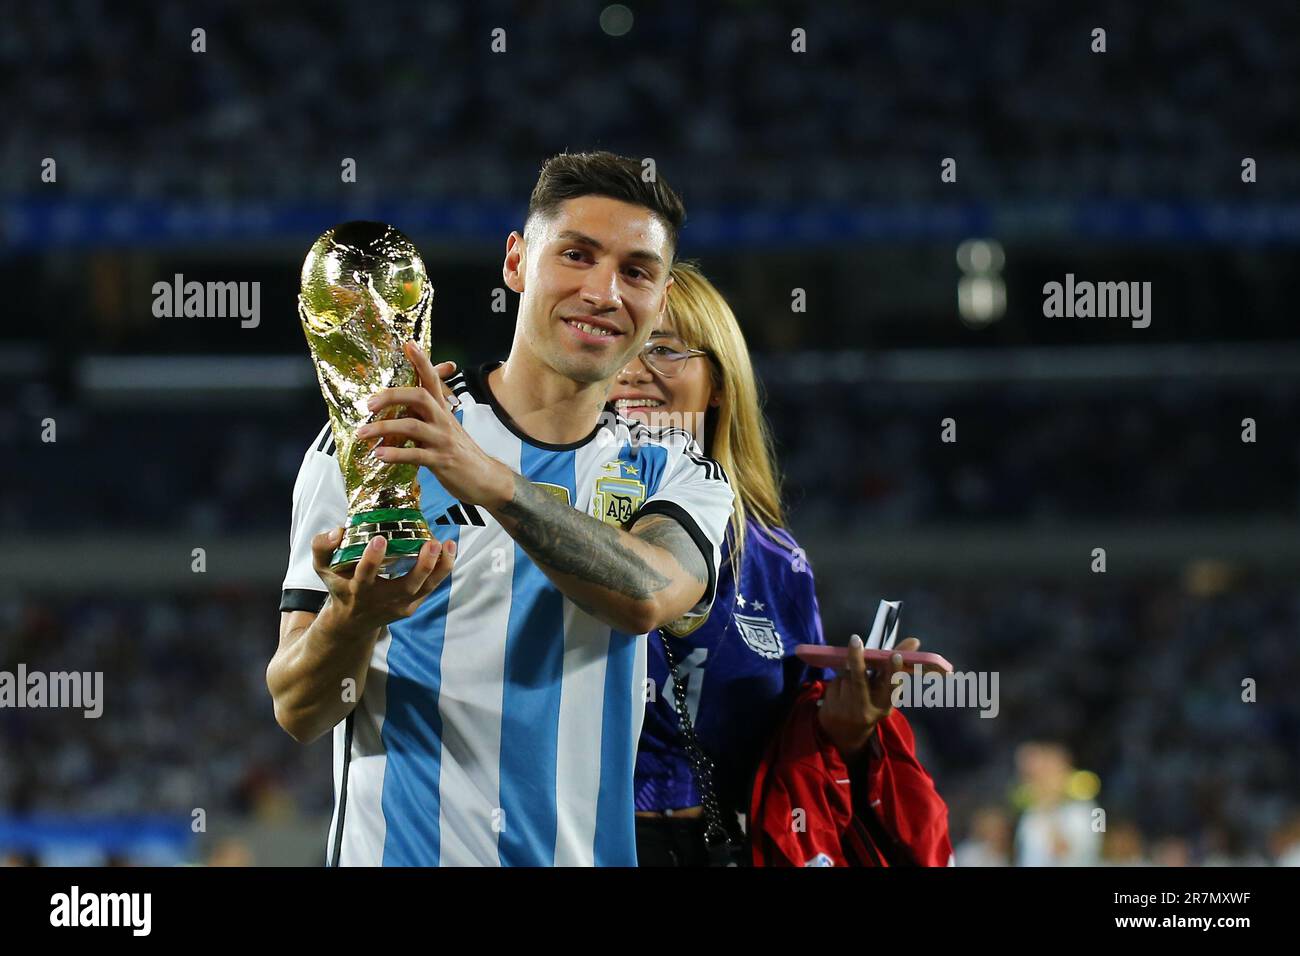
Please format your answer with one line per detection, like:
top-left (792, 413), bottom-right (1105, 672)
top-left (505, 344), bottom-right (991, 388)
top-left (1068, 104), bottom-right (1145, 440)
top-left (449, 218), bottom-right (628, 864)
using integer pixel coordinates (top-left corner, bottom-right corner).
top-left (298, 221), bottom-right (435, 574)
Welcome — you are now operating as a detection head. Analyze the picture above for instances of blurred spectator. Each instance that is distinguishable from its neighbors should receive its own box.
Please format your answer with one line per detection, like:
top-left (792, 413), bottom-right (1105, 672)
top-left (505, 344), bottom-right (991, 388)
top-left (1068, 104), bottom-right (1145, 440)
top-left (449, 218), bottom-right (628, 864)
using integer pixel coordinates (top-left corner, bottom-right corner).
top-left (206, 836), bottom-right (254, 867)
top-left (1101, 821), bottom-right (1148, 866)
top-left (954, 806), bottom-right (1012, 866)
top-left (1269, 814), bottom-right (1300, 867)
top-left (1150, 836), bottom-right (1192, 867)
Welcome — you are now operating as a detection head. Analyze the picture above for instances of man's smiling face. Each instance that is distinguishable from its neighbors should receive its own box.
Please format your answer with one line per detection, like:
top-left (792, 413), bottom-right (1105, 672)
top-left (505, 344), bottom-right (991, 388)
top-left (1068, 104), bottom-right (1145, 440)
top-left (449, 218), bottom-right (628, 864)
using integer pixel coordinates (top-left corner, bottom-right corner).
top-left (504, 195), bottom-right (675, 385)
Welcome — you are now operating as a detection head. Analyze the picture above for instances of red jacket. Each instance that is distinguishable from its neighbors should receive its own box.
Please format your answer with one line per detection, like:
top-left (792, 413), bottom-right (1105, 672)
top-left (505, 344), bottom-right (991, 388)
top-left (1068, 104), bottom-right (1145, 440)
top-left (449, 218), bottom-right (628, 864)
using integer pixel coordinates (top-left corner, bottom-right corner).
top-left (749, 681), bottom-right (954, 867)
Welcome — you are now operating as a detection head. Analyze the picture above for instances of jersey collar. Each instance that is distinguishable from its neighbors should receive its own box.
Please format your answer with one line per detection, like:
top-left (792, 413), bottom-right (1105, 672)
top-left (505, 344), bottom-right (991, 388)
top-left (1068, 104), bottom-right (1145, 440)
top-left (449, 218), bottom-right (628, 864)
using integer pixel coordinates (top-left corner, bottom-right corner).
top-left (463, 361), bottom-right (619, 452)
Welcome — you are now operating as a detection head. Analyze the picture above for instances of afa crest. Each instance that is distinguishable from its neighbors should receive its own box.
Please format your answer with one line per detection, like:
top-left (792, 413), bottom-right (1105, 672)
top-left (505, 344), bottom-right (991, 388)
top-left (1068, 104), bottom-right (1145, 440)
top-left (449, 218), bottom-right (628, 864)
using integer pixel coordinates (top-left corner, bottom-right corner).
top-left (734, 614), bottom-right (784, 660)
top-left (591, 460), bottom-right (646, 526)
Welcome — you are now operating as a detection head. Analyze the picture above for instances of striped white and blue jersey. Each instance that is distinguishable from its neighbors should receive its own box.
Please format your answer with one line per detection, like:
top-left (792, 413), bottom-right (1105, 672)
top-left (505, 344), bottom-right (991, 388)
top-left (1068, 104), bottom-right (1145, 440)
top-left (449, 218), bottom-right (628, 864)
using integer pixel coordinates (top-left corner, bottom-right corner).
top-left (279, 361), bottom-right (733, 866)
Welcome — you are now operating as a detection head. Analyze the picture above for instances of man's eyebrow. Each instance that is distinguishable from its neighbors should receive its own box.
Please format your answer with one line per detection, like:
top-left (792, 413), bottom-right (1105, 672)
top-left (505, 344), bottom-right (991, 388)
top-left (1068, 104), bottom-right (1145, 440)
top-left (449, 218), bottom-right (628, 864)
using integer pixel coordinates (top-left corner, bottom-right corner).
top-left (554, 230), bottom-right (665, 267)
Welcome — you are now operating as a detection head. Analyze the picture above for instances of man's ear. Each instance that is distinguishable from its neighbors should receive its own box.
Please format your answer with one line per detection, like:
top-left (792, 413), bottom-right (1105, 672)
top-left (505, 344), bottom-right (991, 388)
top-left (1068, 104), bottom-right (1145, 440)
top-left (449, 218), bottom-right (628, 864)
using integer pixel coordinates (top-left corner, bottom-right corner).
top-left (656, 273), bottom-right (675, 321)
top-left (503, 231), bottom-right (526, 294)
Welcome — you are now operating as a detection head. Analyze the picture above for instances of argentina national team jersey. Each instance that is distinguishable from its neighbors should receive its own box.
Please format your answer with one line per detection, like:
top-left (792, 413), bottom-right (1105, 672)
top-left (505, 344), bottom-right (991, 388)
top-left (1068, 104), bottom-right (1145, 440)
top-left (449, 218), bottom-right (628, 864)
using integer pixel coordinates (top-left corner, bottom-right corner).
top-left (634, 520), bottom-right (833, 821)
top-left (279, 361), bottom-right (733, 866)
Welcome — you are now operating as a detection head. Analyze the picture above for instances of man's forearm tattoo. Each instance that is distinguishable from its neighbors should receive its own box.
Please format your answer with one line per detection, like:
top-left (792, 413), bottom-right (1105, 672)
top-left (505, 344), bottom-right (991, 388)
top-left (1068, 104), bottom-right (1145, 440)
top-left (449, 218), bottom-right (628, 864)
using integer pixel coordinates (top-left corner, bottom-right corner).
top-left (627, 514), bottom-right (708, 588)
top-left (495, 473), bottom-right (703, 601)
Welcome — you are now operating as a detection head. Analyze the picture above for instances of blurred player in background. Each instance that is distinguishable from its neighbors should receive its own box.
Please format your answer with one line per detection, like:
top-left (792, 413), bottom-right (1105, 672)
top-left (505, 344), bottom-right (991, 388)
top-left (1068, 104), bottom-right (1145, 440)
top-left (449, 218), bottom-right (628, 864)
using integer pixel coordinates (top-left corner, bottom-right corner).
top-left (1011, 741), bottom-right (1102, 866)
top-left (617, 262), bottom-right (928, 865)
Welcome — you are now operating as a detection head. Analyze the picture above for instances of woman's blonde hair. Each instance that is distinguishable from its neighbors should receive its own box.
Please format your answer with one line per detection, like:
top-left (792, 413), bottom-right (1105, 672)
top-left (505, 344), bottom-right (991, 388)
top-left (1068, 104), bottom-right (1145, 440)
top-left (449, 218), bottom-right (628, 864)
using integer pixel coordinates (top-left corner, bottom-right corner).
top-left (663, 260), bottom-right (787, 578)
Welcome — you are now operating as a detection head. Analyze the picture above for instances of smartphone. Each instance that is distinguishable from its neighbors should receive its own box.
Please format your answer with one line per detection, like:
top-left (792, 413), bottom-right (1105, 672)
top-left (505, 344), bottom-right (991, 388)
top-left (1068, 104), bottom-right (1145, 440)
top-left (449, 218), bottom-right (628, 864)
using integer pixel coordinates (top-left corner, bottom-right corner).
top-left (798, 598), bottom-right (952, 673)
top-left (794, 644), bottom-right (953, 674)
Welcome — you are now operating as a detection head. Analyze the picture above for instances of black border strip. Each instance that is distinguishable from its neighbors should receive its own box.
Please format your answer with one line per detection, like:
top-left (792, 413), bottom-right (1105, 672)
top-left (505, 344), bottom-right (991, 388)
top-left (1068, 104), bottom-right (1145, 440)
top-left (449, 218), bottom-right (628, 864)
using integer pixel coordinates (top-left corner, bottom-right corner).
top-left (280, 588), bottom-right (328, 613)
top-left (329, 712), bottom-right (355, 867)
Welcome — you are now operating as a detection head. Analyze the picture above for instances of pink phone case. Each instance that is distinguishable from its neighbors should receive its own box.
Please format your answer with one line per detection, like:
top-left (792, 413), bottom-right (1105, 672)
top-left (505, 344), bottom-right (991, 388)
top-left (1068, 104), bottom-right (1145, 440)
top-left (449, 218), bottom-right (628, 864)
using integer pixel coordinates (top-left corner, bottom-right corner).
top-left (795, 644), bottom-right (953, 674)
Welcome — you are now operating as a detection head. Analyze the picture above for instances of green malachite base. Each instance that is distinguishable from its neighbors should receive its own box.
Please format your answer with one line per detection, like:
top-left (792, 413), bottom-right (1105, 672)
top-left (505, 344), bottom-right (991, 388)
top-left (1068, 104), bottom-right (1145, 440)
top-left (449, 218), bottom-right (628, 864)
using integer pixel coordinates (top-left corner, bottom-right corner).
top-left (330, 536), bottom-right (427, 566)
top-left (329, 506), bottom-right (432, 571)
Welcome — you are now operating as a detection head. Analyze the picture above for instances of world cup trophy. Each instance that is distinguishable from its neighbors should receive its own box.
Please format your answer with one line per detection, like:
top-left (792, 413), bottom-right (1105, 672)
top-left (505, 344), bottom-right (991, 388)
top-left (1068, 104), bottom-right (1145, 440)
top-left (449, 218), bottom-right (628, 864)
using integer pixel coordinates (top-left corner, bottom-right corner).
top-left (298, 221), bottom-right (435, 574)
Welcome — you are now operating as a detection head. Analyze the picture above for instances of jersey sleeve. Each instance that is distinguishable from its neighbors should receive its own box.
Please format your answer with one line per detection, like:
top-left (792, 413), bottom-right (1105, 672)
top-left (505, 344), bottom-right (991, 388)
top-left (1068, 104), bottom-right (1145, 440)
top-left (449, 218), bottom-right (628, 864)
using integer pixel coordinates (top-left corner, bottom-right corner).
top-left (787, 544), bottom-right (836, 684)
top-left (789, 542), bottom-right (826, 646)
top-left (628, 432), bottom-right (734, 624)
top-left (279, 427), bottom-right (349, 614)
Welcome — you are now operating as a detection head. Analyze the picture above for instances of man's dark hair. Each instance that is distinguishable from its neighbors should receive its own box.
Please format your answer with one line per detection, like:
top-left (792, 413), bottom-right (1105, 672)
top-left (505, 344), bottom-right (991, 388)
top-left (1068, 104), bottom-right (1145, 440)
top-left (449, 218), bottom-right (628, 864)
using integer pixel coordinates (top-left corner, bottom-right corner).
top-left (526, 151), bottom-right (686, 262)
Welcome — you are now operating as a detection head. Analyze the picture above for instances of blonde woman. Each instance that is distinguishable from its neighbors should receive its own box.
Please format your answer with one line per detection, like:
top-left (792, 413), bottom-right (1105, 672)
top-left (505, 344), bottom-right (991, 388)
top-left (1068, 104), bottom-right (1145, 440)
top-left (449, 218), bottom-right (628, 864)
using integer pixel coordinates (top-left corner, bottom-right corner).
top-left (614, 261), bottom-right (923, 866)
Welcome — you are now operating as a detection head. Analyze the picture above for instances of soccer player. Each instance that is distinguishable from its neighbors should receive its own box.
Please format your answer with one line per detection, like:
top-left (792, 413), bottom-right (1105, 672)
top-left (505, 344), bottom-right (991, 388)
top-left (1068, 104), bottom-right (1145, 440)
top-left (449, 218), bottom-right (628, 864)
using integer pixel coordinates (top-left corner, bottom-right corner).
top-left (614, 262), bottom-right (924, 865)
top-left (267, 152), bottom-right (734, 866)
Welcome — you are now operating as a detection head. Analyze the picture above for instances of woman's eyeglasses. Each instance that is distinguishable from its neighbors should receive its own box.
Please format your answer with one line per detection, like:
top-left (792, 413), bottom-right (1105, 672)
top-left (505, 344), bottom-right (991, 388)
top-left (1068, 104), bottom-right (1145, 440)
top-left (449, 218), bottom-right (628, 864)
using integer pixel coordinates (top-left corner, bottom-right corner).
top-left (639, 339), bottom-right (709, 378)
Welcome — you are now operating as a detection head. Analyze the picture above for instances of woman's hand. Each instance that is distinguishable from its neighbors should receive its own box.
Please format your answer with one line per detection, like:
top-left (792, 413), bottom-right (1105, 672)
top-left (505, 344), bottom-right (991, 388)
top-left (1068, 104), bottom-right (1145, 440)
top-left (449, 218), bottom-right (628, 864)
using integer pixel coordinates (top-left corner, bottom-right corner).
top-left (817, 634), bottom-right (922, 761)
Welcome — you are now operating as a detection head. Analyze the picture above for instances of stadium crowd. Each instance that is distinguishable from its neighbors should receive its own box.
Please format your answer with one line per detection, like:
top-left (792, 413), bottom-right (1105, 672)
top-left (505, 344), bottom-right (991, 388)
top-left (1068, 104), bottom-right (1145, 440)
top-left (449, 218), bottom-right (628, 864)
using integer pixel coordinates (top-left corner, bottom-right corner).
top-left (4, 0), bottom-right (1299, 203)
top-left (2, 576), bottom-right (1297, 865)
top-left (1, 381), bottom-right (1296, 537)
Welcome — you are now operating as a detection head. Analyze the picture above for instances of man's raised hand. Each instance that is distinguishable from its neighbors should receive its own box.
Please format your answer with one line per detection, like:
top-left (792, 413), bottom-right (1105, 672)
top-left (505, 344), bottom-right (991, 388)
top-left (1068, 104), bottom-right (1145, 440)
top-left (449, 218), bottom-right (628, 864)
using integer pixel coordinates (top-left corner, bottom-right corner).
top-left (355, 342), bottom-right (514, 508)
